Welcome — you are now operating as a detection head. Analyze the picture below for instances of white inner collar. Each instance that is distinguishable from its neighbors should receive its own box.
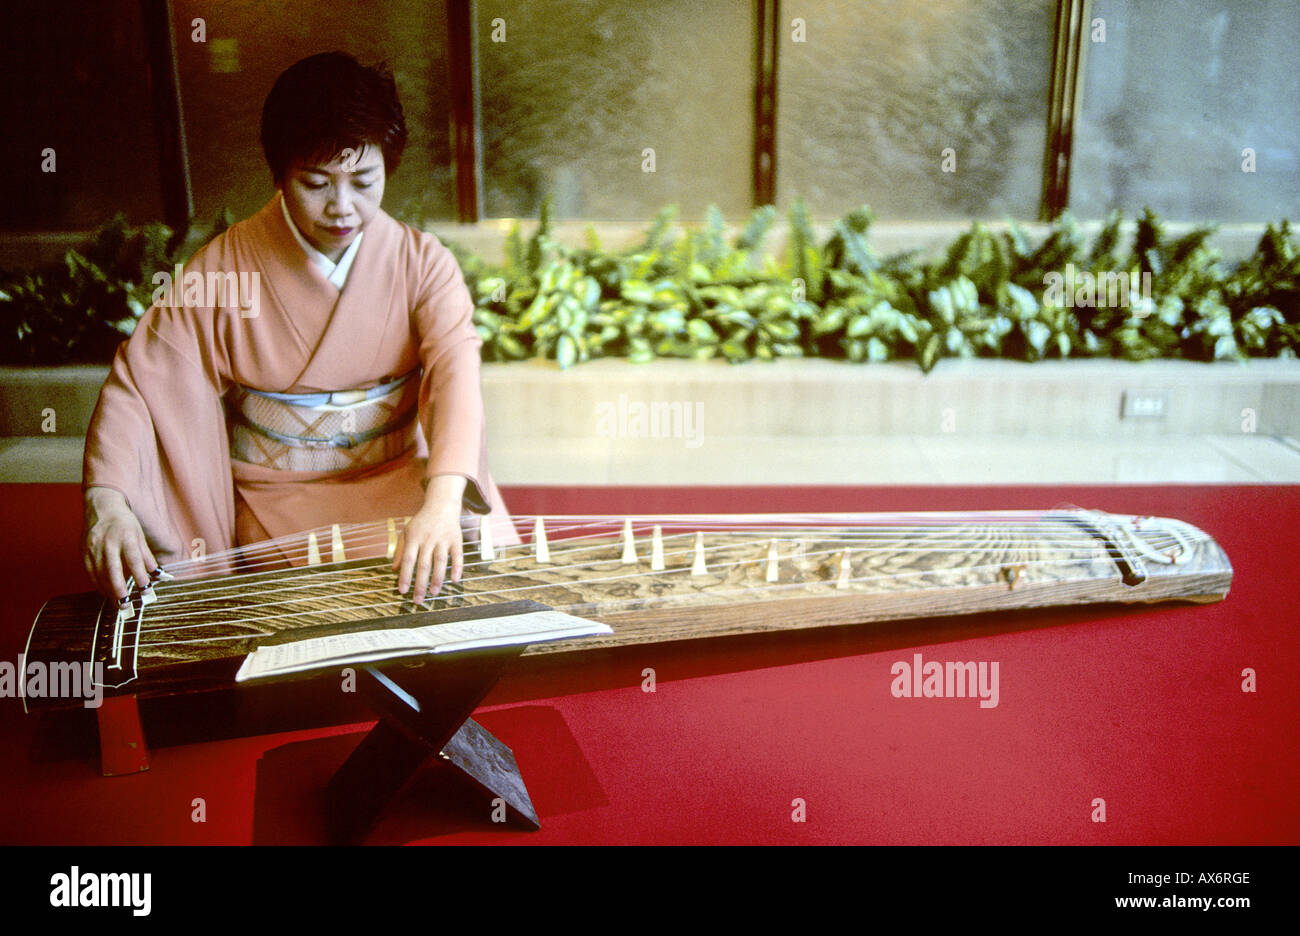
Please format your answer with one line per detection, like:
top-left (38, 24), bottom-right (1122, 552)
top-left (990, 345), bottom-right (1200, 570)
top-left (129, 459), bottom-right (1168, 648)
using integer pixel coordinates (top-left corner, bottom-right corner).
top-left (279, 192), bottom-right (364, 290)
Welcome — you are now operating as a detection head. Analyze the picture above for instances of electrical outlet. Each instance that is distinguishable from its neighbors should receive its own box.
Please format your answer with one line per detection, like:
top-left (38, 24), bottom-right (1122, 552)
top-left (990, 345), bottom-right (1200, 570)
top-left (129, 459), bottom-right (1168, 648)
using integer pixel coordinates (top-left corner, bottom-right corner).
top-left (1122, 390), bottom-right (1170, 419)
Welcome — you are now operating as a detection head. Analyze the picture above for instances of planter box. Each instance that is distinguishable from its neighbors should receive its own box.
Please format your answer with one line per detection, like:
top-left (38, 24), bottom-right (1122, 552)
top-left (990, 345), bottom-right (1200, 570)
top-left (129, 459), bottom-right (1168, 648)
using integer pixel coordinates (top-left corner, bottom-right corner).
top-left (0, 365), bottom-right (108, 437)
top-left (3, 220), bottom-right (1274, 272)
top-left (479, 358), bottom-right (1300, 441)
top-left (424, 219), bottom-right (1275, 268)
top-left (4, 359), bottom-right (1299, 442)
top-left (5, 359), bottom-right (1299, 485)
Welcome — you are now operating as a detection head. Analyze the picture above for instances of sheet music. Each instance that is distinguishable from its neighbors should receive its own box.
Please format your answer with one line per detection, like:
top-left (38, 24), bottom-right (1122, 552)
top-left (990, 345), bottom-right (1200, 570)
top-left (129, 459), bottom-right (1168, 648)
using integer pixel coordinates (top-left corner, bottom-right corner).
top-left (235, 609), bottom-right (612, 682)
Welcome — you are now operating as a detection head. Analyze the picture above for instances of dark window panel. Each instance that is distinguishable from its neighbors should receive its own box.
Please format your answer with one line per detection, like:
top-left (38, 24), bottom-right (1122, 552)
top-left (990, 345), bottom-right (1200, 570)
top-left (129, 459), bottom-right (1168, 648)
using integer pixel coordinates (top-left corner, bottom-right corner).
top-left (1072, 0), bottom-right (1300, 222)
top-left (170, 0), bottom-right (454, 224)
top-left (477, 0), bottom-right (754, 221)
top-left (0, 0), bottom-right (165, 231)
top-left (776, 0), bottom-right (1055, 220)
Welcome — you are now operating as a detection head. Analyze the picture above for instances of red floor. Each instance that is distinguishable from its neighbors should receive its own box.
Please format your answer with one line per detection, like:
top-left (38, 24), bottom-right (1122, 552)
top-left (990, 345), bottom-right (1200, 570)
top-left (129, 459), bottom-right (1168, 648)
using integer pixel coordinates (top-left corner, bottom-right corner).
top-left (1, 484), bottom-right (1296, 845)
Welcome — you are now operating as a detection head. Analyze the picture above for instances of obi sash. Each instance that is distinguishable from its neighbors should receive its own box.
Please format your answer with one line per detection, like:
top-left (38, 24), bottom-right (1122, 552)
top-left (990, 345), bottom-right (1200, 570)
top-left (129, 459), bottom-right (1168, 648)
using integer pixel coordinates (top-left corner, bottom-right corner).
top-left (227, 371), bottom-right (420, 472)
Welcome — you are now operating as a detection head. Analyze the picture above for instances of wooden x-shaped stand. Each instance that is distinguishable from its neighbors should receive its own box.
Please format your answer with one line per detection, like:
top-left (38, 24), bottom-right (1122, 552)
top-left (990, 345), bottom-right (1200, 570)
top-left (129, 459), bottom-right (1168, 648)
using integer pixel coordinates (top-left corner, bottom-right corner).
top-left (324, 600), bottom-right (546, 844)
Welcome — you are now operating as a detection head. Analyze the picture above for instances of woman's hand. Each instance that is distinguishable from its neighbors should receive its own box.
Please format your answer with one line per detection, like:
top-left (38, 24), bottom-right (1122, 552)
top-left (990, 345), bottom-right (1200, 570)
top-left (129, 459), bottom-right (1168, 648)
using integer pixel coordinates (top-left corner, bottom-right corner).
top-left (393, 474), bottom-right (467, 607)
top-left (83, 487), bottom-right (158, 601)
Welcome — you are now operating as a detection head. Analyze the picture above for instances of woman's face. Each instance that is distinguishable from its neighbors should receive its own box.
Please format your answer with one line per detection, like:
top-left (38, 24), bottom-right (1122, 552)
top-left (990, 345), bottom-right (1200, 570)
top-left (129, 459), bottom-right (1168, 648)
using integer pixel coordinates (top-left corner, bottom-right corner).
top-left (281, 143), bottom-right (386, 262)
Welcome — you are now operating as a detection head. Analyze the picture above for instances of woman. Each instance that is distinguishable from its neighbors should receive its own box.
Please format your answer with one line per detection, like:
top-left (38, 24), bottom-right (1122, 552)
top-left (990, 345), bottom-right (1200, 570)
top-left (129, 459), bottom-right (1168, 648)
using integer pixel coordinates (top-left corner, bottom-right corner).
top-left (82, 51), bottom-right (519, 610)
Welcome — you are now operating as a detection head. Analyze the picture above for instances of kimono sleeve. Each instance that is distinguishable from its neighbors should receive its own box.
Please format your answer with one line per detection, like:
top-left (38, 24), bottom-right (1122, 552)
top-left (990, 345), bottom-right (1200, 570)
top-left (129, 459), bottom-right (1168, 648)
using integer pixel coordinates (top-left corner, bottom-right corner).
top-left (82, 295), bottom-right (237, 566)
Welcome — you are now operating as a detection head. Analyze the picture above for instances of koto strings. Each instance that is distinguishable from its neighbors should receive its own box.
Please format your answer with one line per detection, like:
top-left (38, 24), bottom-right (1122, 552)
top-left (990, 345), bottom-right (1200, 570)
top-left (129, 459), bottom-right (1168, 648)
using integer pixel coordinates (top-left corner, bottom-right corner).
top-left (113, 512), bottom-right (1202, 651)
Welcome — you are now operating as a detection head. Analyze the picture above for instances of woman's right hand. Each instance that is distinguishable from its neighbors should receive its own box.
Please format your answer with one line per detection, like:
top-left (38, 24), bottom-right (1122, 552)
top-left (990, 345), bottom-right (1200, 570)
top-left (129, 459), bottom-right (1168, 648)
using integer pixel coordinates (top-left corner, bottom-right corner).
top-left (83, 487), bottom-right (158, 601)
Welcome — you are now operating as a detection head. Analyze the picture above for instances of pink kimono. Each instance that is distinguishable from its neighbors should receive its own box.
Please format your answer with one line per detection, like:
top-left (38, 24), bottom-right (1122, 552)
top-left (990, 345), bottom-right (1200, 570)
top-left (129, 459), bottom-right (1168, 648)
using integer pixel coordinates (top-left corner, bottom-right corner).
top-left (83, 194), bottom-right (520, 566)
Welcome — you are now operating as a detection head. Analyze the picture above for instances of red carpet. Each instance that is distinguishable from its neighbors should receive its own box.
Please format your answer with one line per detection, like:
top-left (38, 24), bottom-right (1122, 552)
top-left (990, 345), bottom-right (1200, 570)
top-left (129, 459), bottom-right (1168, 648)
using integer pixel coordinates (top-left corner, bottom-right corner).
top-left (1, 484), bottom-right (1296, 844)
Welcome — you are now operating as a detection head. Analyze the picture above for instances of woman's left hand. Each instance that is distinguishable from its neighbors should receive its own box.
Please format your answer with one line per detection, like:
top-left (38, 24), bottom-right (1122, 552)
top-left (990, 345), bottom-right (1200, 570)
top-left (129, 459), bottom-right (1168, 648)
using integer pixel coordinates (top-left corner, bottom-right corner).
top-left (393, 474), bottom-right (467, 607)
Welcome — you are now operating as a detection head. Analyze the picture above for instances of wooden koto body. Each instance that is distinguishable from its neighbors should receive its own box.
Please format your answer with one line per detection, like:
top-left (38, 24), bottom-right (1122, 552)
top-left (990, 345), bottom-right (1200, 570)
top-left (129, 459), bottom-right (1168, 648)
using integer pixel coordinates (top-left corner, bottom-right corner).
top-left (23, 509), bottom-right (1232, 711)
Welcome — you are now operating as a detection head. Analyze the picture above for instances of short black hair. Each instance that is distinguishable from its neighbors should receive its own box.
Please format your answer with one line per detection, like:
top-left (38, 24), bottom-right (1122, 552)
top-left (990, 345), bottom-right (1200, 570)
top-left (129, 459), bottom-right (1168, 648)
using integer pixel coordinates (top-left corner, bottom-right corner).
top-left (260, 52), bottom-right (408, 185)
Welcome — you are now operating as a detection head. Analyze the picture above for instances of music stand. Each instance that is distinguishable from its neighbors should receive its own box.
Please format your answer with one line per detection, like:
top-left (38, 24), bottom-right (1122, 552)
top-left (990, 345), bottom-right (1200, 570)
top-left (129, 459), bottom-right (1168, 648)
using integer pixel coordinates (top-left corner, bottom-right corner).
top-left (323, 599), bottom-right (547, 844)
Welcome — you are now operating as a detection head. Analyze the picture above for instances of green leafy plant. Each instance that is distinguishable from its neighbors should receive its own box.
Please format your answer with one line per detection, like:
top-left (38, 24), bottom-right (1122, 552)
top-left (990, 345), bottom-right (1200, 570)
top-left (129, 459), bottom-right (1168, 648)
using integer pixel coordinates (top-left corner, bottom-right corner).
top-left (5, 202), bottom-right (1297, 370)
top-left (458, 199), bottom-right (1298, 371)
top-left (0, 209), bottom-right (233, 365)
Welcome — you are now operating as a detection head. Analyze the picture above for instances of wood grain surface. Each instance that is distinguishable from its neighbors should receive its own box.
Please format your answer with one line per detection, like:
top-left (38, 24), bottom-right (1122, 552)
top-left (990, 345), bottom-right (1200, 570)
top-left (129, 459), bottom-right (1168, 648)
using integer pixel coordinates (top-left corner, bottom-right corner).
top-left (23, 512), bottom-right (1232, 708)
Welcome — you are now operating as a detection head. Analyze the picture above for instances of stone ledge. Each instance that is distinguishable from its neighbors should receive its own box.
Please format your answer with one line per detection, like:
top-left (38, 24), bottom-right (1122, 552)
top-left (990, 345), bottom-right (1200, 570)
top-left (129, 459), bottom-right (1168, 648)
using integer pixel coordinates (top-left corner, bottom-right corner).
top-left (479, 358), bottom-right (1300, 440)
top-left (2, 219), bottom-right (1275, 271)
top-left (424, 219), bottom-right (1276, 267)
top-left (3, 358), bottom-right (1298, 439)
